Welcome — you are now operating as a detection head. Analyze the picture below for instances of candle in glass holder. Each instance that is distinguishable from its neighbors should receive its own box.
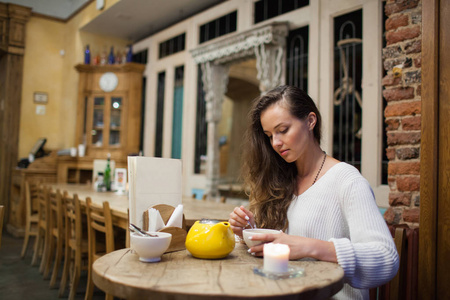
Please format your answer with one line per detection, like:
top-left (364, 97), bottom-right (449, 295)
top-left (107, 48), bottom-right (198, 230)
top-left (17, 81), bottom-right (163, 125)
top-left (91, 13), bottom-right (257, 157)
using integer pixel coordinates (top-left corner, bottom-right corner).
top-left (263, 243), bottom-right (290, 273)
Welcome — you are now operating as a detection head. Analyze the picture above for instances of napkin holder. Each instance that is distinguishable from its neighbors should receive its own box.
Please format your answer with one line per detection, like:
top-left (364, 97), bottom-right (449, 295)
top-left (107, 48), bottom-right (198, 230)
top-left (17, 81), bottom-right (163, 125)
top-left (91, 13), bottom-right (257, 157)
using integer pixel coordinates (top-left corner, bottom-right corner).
top-left (142, 204), bottom-right (187, 253)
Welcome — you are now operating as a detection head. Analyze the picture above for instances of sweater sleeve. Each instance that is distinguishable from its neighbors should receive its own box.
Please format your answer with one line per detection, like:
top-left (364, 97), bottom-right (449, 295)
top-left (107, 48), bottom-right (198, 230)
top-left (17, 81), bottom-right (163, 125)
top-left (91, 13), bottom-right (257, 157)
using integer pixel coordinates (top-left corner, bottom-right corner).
top-left (329, 171), bottom-right (399, 289)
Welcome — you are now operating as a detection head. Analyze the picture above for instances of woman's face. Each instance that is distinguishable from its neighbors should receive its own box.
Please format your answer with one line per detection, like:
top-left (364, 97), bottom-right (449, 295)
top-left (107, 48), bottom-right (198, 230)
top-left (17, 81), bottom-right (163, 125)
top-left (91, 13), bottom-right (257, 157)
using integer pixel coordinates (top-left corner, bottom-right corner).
top-left (260, 102), bottom-right (316, 163)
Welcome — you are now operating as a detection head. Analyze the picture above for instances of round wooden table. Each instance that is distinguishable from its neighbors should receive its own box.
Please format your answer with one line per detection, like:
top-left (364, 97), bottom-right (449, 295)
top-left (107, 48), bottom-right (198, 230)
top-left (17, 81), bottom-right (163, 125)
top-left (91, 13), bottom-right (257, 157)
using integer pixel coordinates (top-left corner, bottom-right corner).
top-left (92, 243), bottom-right (344, 300)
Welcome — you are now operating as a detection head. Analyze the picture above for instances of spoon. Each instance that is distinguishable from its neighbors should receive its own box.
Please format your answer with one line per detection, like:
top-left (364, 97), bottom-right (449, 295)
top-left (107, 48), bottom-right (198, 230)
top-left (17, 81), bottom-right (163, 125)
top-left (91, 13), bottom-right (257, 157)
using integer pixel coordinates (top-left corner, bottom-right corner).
top-left (129, 223), bottom-right (158, 237)
top-left (244, 215), bottom-right (256, 229)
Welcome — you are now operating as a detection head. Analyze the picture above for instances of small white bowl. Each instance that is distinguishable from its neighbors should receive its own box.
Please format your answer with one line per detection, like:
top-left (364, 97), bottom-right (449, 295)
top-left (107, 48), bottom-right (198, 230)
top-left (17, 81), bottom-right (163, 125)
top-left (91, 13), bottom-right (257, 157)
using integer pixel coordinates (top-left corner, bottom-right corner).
top-left (131, 232), bottom-right (172, 262)
top-left (242, 228), bottom-right (282, 248)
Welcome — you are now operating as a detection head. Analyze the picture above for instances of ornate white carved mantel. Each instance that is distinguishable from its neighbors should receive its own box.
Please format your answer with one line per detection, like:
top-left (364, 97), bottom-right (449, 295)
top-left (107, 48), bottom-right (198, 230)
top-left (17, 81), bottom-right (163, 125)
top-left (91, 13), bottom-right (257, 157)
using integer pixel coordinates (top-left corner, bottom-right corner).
top-left (191, 22), bottom-right (289, 199)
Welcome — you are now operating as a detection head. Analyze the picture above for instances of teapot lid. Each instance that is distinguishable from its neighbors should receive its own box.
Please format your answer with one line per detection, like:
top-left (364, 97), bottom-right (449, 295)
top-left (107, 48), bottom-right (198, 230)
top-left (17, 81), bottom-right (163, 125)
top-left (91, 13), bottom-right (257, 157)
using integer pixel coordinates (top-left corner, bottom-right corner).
top-left (199, 218), bottom-right (221, 224)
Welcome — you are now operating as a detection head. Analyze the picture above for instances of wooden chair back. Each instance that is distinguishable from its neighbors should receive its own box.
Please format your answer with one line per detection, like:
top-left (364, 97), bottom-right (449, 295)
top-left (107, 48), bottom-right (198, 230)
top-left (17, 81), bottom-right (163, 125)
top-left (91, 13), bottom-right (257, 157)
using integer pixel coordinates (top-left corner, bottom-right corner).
top-left (64, 193), bottom-right (84, 247)
top-left (21, 181), bottom-right (40, 258)
top-left (45, 189), bottom-right (66, 283)
top-left (0, 205), bottom-right (4, 248)
top-left (86, 198), bottom-right (115, 258)
top-left (25, 181), bottom-right (40, 217)
top-left (369, 226), bottom-right (407, 300)
top-left (389, 227), bottom-right (406, 300)
top-left (85, 197), bottom-right (115, 300)
top-left (34, 185), bottom-right (50, 268)
top-left (59, 193), bottom-right (89, 299)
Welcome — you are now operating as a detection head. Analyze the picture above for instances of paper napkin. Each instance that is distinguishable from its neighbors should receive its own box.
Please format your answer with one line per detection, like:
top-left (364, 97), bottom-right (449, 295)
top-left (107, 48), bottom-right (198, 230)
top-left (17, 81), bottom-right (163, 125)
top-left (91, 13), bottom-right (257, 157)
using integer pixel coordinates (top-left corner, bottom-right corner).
top-left (147, 208), bottom-right (165, 232)
top-left (165, 204), bottom-right (183, 228)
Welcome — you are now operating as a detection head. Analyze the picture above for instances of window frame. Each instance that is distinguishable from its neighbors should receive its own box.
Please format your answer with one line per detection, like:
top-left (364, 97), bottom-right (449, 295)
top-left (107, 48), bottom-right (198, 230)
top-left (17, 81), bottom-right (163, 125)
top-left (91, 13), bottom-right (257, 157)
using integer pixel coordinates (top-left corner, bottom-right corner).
top-left (318, 0), bottom-right (388, 207)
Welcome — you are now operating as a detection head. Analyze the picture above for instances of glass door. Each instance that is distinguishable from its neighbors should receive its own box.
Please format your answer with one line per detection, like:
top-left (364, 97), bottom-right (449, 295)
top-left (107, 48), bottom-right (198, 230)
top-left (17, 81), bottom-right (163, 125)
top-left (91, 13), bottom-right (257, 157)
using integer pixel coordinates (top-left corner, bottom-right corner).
top-left (109, 97), bottom-right (123, 146)
top-left (92, 96), bottom-right (105, 146)
top-left (87, 93), bottom-right (126, 150)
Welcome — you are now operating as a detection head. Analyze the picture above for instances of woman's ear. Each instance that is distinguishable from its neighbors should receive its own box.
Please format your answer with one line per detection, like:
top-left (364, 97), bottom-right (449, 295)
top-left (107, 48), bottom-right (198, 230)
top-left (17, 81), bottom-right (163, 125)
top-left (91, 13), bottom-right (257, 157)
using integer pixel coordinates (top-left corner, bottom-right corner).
top-left (307, 112), bottom-right (317, 130)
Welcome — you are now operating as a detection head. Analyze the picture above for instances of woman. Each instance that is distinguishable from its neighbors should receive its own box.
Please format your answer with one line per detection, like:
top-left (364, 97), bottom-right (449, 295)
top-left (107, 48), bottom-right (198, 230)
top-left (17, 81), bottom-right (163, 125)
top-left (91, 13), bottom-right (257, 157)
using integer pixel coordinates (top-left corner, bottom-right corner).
top-left (229, 85), bottom-right (398, 299)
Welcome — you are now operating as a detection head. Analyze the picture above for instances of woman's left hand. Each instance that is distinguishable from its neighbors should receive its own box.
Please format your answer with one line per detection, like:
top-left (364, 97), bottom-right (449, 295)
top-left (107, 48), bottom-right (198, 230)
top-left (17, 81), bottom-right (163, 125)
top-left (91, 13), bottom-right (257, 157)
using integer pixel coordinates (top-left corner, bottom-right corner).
top-left (247, 232), bottom-right (337, 263)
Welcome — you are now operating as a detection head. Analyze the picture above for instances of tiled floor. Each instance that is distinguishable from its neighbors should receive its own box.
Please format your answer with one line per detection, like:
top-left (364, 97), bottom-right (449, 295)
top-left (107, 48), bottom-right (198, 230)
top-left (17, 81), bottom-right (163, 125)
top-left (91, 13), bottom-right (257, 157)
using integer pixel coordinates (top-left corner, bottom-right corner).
top-left (0, 232), bottom-right (105, 300)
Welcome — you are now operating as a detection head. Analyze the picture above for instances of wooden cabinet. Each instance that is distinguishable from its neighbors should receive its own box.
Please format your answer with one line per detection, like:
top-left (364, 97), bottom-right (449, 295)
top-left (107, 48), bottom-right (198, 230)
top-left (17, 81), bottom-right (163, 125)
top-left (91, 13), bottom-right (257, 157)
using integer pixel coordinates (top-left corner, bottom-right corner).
top-left (74, 63), bottom-right (145, 163)
top-left (58, 63), bottom-right (145, 183)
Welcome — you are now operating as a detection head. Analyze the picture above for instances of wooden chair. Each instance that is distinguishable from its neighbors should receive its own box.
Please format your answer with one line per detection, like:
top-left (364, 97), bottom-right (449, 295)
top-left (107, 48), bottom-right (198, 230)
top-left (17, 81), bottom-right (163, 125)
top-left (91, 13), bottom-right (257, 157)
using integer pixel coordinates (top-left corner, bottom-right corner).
top-left (33, 185), bottom-right (49, 267)
top-left (369, 227), bottom-right (406, 300)
top-left (0, 205), bottom-right (4, 248)
top-left (202, 194), bottom-right (226, 203)
top-left (85, 197), bottom-right (114, 300)
top-left (59, 193), bottom-right (89, 299)
top-left (42, 189), bottom-right (65, 286)
top-left (21, 181), bottom-right (40, 258)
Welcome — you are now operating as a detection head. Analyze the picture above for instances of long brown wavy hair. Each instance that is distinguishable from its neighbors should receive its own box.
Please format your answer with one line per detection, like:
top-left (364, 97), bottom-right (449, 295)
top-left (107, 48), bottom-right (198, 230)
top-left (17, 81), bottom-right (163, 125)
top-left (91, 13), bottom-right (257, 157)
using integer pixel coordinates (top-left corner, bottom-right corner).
top-left (242, 85), bottom-right (322, 231)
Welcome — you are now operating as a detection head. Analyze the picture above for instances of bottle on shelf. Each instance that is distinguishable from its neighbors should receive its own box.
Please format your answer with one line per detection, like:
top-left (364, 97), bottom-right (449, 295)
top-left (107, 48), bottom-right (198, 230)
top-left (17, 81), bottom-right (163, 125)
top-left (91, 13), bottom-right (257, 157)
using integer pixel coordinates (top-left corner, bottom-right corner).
top-left (115, 49), bottom-right (122, 64)
top-left (84, 45), bottom-right (91, 64)
top-left (121, 49), bottom-right (127, 64)
top-left (108, 46), bottom-right (115, 64)
top-left (100, 47), bottom-right (107, 65)
top-left (104, 153), bottom-right (111, 191)
top-left (92, 52), bottom-right (100, 65)
top-left (126, 44), bottom-right (133, 63)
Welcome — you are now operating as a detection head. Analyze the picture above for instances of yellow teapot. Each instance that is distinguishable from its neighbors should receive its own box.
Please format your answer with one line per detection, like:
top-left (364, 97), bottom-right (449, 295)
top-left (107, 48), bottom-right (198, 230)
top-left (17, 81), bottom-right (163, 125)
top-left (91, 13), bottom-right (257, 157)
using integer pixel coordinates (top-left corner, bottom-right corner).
top-left (185, 219), bottom-right (235, 259)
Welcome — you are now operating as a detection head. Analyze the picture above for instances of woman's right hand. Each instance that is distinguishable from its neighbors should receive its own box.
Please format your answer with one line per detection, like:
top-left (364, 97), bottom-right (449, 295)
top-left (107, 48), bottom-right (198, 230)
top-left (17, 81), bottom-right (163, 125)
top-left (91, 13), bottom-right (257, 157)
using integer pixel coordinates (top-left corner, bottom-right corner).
top-left (228, 205), bottom-right (255, 237)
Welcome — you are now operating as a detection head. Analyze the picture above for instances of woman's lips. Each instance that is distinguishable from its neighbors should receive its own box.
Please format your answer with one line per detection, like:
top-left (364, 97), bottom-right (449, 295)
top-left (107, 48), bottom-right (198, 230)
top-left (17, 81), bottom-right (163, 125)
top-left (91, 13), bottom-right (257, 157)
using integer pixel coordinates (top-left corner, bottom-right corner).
top-left (280, 149), bottom-right (289, 156)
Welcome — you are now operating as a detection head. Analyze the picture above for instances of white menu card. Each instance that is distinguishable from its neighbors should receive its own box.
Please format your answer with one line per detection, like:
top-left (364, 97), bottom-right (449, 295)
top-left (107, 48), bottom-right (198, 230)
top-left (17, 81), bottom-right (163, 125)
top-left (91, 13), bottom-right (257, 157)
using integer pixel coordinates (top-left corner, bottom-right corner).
top-left (128, 156), bottom-right (182, 229)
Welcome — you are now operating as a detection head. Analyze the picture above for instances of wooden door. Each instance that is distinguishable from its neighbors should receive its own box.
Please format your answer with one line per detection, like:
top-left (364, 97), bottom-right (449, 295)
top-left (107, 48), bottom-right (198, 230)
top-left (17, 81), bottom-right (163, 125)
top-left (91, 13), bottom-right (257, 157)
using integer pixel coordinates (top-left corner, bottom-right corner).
top-left (420, 0), bottom-right (450, 298)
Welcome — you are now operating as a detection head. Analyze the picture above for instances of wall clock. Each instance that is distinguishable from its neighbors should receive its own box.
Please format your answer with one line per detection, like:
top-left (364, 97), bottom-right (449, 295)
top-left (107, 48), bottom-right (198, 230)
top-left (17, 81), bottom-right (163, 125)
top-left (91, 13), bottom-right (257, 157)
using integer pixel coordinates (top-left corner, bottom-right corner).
top-left (99, 72), bottom-right (118, 92)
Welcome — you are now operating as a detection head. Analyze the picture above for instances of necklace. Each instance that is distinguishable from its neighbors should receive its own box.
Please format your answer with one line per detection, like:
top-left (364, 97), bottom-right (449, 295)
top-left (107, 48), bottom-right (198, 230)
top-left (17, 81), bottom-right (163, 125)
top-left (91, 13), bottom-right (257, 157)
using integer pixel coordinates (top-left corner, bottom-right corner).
top-left (312, 151), bottom-right (327, 186)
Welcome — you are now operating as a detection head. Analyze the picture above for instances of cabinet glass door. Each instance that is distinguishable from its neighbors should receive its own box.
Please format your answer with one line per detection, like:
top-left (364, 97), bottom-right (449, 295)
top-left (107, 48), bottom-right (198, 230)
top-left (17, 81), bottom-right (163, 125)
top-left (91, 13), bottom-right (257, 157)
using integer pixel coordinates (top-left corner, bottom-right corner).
top-left (92, 96), bottom-right (105, 146)
top-left (110, 97), bottom-right (122, 146)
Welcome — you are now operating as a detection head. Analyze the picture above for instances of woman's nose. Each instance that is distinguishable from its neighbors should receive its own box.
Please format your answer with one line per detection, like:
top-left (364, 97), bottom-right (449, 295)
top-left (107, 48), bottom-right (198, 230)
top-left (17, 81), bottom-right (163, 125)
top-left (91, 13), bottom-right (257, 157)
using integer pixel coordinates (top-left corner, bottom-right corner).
top-left (272, 136), bottom-right (282, 148)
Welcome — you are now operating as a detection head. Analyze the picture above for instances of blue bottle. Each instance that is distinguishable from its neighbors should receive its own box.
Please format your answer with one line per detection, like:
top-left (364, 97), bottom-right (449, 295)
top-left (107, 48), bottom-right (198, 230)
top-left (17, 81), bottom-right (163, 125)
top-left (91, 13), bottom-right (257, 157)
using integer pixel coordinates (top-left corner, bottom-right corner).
top-left (108, 46), bottom-right (115, 64)
top-left (84, 45), bottom-right (91, 64)
top-left (126, 45), bottom-right (133, 63)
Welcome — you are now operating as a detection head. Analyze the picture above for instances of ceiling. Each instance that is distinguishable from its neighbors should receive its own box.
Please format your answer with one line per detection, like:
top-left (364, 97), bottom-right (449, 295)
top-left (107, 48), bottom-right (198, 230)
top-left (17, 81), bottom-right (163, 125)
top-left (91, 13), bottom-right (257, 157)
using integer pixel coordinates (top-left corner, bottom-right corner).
top-left (5, 0), bottom-right (226, 42)
top-left (3, 0), bottom-right (90, 19)
top-left (82, 0), bottom-right (225, 42)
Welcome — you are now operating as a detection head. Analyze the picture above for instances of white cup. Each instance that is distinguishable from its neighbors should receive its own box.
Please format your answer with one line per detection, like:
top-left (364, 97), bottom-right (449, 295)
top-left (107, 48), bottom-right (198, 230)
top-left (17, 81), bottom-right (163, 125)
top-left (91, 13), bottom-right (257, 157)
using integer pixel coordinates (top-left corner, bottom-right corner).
top-left (78, 144), bottom-right (85, 157)
top-left (70, 147), bottom-right (77, 157)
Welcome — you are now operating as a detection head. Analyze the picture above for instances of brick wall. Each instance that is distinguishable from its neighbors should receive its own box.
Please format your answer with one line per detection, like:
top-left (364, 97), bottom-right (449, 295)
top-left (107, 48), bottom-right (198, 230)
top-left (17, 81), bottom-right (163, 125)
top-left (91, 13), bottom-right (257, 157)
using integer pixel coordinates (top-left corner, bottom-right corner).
top-left (382, 0), bottom-right (421, 227)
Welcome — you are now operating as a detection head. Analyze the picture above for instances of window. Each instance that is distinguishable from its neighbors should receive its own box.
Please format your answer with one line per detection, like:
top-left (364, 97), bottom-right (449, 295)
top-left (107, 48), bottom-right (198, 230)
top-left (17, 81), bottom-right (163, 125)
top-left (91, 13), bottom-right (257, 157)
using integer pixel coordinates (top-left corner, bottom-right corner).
top-left (194, 65), bottom-right (207, 174)
top-left (286, 26), bottom-right (309, 92)
top-left (172, 66), bottom-right (184, 159)
top-left (320, 1), bottom-right (388, 206)
top-left (332, 10), bottom-right (363, 170)
top-left (199, 11), bottom-right (237, 44)
top-left (254, 0), bottom-right (309, 24)
top-left (133, 49), bottom-right (148, 64)
top-left (155, 72), bottom-right (165, 157)
top-left (159, 33), bottom-right (186, 59)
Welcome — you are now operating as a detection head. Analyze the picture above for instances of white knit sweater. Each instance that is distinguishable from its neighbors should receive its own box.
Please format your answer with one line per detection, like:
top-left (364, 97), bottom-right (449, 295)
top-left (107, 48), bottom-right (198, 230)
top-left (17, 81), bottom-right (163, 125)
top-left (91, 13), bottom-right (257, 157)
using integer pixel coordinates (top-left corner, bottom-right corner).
top-left (287, 162), bottom-right (399, 300)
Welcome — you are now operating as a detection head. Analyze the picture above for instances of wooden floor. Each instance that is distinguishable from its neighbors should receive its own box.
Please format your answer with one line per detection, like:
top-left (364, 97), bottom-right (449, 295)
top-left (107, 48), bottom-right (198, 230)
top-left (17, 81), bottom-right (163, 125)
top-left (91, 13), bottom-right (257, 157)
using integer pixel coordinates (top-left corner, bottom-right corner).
top-left (0, 232), bottom-right (105, 300)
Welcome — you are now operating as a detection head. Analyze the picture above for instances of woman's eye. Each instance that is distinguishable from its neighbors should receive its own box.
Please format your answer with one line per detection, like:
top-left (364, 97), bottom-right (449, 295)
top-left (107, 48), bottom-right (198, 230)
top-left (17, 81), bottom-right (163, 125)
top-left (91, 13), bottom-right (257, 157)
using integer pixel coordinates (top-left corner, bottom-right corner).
top-left (279, 128), bottom-right (288, 134)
